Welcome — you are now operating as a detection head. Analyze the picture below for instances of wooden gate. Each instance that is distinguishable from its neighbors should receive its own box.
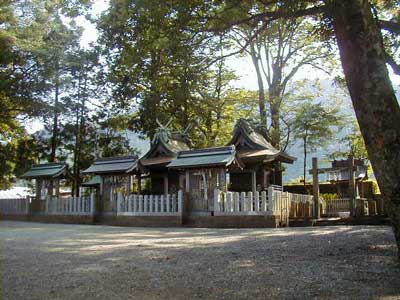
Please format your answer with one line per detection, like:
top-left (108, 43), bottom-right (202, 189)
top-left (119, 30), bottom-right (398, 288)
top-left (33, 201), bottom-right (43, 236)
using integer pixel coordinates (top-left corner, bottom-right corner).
top-left (188, 170), bottom-right (220, 213)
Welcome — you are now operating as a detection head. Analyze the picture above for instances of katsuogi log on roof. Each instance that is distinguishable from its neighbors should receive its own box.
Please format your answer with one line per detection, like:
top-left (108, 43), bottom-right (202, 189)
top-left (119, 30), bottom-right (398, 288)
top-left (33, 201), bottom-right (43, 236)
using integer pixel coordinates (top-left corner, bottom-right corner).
top-left (168, 146), bottom-right (244, 169)
top-left (139, 126), bottom-right (191, 168)
top-left (82, 156), bottom-right (138, 175)
top-left (228, 119), bottom-right (296, 164)
top-left (21, 163), bottom-right (69, 179)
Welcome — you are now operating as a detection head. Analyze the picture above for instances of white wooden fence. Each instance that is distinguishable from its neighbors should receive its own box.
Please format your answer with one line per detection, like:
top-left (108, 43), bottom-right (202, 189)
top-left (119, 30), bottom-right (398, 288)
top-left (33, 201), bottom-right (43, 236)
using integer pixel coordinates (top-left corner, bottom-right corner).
top-left (0, 198), bottom-right (29, 215)
top-left (45, 194), bottom-right (95, 215)
top-left (117, 190), bottom-right (183, 216)
top-left (214, 187), bottom-right (314, 219)
top-left (214, 187), bottom-right (286, 216)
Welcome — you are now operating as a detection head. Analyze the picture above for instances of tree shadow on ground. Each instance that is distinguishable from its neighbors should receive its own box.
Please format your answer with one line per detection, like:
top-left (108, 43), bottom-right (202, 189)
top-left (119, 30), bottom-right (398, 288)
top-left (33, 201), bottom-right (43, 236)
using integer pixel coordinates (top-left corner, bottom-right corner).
top-left (1, 221), bottom-right (399, 300)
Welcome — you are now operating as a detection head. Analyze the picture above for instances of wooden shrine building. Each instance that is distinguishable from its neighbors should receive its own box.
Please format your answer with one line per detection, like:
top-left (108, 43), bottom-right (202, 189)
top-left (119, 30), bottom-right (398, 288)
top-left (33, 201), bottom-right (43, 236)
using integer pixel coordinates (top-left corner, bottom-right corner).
top-left (228, 119), bottom-right (296, 192)
top-left (21, 163), bottom-right (69, 212)
top-left (82, 156), bottom-right (138, 214)
top-left (138, 126), bottom-right (191, 196)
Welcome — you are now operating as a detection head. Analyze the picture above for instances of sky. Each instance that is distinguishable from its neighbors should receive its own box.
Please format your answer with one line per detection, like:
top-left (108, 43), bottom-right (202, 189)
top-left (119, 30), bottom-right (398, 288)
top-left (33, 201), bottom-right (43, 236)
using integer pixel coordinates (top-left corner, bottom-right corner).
top-left (76, 0), bottom-right (340, 90)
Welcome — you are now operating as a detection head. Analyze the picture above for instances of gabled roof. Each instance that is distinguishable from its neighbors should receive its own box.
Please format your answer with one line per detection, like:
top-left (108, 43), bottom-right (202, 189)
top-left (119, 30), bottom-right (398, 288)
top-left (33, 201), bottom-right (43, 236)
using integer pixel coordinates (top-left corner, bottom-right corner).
top-left (142, 128), bottom-right (191, 159)
top-left (21, 163), bottom-right (68, 179)
top-left (82, 156), bottom-right (137, 175)
top-left (168, 146), bottom-right (243, 169)
top-left (140, 127), bottom-right (191, 168)
top-left (228, 119), bottom-right (296, 164)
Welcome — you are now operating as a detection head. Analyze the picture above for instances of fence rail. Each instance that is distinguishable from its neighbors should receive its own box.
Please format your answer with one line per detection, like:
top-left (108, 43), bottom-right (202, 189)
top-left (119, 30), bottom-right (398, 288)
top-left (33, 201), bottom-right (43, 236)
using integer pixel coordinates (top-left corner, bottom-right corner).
top-left (117, 191), bottom-right (183, 216)
top-left (45, 194), bottom-right (95, 215)
top-left (322, 198), bottom-right (351, 216)
top-left (0, 198), bottom-right (29, 215)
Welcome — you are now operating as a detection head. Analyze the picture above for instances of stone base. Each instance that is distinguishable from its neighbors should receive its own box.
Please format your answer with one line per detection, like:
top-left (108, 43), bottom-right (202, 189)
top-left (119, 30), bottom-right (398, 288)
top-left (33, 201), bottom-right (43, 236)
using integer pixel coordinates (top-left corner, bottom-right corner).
top-left (1, 214), bottom-right (285, 228)
top-left (183, 215), bottom-right (281, 228)
top-left (29, 215), bottom-right (95, 225)
top-left (96, 215), bottom-right (183, 227)
top-left (0, 214), bottom-right (30, 222)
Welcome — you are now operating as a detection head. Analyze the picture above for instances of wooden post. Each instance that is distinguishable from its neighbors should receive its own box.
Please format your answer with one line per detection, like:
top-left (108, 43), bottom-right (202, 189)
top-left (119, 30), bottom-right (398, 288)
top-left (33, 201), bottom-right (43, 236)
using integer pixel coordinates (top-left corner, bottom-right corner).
top-left (178, 190), bottom-right (183, 213)
top-left (185, 170), bottom-right (190, 214)
top-left (137, 174), bottom-right (142, 194)
top-left (163, 173), bottom-right (169, 197)
top-left (55, 179), bottom-right (60, 197)
top-left (127, 175), bottom-right (132, 195)
top-left (214, 189), bottom-right (220, 212)
top-left (312, 157), bottom-right (320, 219)
top-left (349, 156), bottom-right (356, 216)
top-left (90, 192), bottom-right (95, 215)
top-left (117, 192), bottom-right (123, 215)
top-left (251, 169), bottom-right (257, 196)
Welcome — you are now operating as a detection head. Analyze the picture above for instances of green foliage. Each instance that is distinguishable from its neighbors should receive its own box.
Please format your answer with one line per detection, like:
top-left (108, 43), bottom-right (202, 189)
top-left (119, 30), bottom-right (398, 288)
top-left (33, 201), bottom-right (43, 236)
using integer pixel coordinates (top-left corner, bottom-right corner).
top-left (291, 99), bottom-right (345, 183)
top-left (320, 193), bottom-right (340, 201)
top-left (329, 121), bottom-right (369, 160)
top-left (98, 0), bottom-right (258, 147)
top-left (0, 136), bottom-right (39, 189)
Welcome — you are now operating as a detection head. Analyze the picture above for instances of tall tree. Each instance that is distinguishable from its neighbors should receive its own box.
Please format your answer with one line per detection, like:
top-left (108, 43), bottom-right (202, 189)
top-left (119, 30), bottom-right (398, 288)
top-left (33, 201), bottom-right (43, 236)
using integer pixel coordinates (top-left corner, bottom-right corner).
top-left (291, 100), bottom-right (344, 186)
top-left (98, 0), bottom-right (257, 147)
top-left (233, 17), bottom-right (332, 148)
top-left (183, 0), bottom-right (400, 252)
top-left (36, 14), bottom-right (82, 162)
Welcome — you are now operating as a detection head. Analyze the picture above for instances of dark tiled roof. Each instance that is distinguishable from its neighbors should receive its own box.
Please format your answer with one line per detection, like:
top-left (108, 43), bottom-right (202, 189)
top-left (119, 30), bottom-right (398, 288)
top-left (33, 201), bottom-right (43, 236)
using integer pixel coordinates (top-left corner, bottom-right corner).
top-left (168, 146), bottom-right (242, 169)
top-left (82, 156), bottom-right (137, 174)
top-left (21, 163), bottom-right (68, 179)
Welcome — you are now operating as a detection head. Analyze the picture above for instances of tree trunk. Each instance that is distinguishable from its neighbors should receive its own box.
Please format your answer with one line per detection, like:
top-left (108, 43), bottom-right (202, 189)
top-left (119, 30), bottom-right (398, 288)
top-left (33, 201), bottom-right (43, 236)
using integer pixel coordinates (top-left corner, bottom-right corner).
top-left (269, 88), bottom-right (281, 149)
top-left (50, 65), bottom-right (60, 163)
top-left (250, 44), bottom-right (267, 130)
top-left (303, 136), bottom-right (307, 189)
top-left (331, 0), bottom-right (400, 252)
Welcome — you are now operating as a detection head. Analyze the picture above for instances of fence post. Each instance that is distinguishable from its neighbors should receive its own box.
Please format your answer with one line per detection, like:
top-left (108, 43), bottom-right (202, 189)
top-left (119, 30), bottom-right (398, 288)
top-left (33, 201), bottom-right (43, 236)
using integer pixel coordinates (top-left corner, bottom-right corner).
top-left (214, 189), bottom-right (220, 212)
top-left (90, 193), bottom-right (95, 215)
top-left (160, 195), bottom-right (164, 213)
top-left (45, 196), bottom-right (49, 214)
top-left (261, 191), bottom-right (267, 212)
top-left (234, 192), bottom-right (240, 212)
top-left (268, 187), bottom-right (274, 214)
top-left (139, 195), bottom-right (143, 212)
top-left (166, 194), bottom-right (170, 212)
top-left (117, 192), bottom-right (123, 215)
top-left (254, 192), bottom-right (260, 212)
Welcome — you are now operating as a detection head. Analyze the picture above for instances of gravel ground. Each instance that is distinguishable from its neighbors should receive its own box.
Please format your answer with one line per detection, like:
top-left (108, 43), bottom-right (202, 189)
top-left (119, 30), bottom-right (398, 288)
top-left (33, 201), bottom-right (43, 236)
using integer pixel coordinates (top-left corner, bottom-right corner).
top-left (0, 221), bottom-right (399, 300)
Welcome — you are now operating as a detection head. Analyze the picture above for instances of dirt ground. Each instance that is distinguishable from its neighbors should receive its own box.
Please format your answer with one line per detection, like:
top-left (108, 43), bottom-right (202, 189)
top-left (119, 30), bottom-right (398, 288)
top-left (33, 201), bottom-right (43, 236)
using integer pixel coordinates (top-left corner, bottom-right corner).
top-left (0, 221), bottom-right (399, 300)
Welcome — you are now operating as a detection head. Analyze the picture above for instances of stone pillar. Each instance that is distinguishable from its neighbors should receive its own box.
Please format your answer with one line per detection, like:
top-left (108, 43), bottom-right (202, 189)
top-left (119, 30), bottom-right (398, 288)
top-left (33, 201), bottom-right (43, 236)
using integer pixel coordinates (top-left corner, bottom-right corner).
top-left (312, 157), bottom-right (320, 219)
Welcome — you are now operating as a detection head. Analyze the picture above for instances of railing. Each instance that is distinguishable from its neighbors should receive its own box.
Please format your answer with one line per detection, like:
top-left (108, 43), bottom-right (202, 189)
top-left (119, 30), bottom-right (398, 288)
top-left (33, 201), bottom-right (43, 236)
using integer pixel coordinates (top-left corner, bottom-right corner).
top-left (45, 194), bottom-right (95, 215)
top-left (322, 198), bottom-right (351, 216)
top-left (0, 198), bottom-right (30, 215)
top-left (117, 190), bottom-right (183, 216)
top-left (214, 186), bottom-right (289, 216)
top-left (288, 193), bottom-right (314, 218)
